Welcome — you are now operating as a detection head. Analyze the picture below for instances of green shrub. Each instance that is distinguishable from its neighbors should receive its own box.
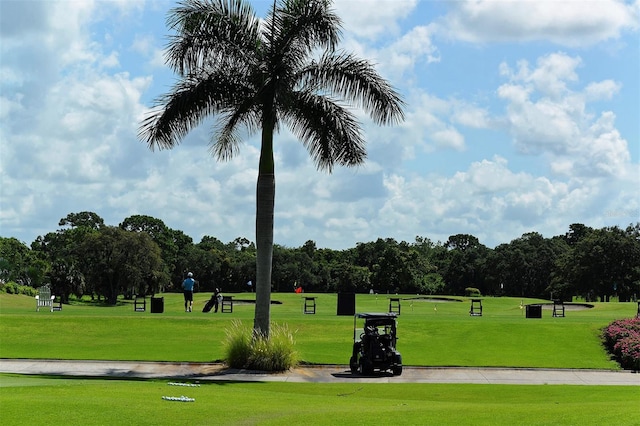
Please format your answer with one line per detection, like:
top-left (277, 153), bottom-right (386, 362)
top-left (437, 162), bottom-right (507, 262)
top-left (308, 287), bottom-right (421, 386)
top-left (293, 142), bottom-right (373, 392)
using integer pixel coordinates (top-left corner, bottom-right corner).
top-left (223, 320), bottom-right (298, 372)
top-left (0, 282), bottom-right (37, 296)
top-left (465, 287), bottom-right (481, 297)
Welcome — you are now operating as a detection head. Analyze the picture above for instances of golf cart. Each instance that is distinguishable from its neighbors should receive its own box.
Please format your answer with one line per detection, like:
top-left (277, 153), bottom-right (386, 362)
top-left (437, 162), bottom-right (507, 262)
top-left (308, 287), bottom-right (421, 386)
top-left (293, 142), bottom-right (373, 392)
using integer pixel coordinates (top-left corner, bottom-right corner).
top-left (350, 312), bottom-right (402, 376)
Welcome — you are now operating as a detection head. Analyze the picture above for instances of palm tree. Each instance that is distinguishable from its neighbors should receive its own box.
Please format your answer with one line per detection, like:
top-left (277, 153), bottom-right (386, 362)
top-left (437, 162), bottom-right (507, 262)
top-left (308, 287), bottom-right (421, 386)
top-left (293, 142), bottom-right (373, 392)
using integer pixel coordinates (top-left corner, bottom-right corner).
top-left (139, 0), bottom-right (405, 337)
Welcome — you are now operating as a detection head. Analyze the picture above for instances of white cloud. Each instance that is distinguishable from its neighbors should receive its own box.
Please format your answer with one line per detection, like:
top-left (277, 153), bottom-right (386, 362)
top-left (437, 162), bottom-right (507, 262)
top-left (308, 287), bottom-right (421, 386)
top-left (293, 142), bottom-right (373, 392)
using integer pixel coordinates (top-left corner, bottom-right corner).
top-left (334, 0), bottom-right (418, 40)
top-left (451, 103), bottom-right (491, 129)
top-left (500, 53), bottom-right (581, 98)
top-left (131, 33), bottom-right (166, 69)
top-left (577, 111), bottom-right (631, 176)
top-left (0, 94), bottom-right (23, 120)
top-left (386, 25), bottom-right (441, 71)
top-left (432, 128), bottom-right (465, 151)
top-left (497, 52), bottom-right (632, 178)
top-left (584, 80), bottom-right (622, 101)
top-left (439, 0), bottom-right (640, 46)
top-left (372, 154), bottom-right (637, 246)
top-left (399, 92), bottom-right (469, 153)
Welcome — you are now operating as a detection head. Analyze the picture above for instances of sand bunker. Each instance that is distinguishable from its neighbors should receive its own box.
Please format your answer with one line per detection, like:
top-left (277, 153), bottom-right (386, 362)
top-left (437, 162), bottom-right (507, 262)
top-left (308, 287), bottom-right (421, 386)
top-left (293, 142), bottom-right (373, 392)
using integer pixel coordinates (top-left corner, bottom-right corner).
top-left (404, 296), bottom-right (463, 303)
top-left (540, 303), bottom-right (594, 311)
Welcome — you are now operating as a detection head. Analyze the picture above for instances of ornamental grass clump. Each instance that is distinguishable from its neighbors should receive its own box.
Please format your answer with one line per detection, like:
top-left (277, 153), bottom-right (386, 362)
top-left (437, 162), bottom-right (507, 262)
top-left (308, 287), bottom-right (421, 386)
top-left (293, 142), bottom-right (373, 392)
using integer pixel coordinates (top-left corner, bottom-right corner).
top-left (223, 320), bottom-right (298, 372)
top-left (602, 317), bottom-right (640, 371)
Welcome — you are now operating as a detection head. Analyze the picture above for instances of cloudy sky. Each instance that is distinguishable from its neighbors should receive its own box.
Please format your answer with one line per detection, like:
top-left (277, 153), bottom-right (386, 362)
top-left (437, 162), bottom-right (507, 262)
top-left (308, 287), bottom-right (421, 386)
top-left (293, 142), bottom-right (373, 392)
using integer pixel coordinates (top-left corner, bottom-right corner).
top-left (1, 0), bottom-right (639, 250)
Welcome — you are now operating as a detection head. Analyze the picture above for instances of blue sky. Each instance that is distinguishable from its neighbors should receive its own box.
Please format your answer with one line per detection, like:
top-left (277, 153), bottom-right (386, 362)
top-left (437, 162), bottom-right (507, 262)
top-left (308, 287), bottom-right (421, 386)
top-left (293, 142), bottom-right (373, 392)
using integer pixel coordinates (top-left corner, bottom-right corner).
top-left (1, 0), bottom-right (639, 249)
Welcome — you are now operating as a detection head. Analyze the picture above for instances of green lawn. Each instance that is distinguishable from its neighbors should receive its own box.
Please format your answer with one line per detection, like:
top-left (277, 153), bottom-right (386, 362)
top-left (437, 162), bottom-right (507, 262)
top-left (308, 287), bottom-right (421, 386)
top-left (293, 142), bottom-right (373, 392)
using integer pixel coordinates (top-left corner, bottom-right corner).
top-left (2, 292), bottom-right (638, 425)
top-left (0, 292), bottom-right (634, 369)
top-left (1, 374), bottom-right (639, 426)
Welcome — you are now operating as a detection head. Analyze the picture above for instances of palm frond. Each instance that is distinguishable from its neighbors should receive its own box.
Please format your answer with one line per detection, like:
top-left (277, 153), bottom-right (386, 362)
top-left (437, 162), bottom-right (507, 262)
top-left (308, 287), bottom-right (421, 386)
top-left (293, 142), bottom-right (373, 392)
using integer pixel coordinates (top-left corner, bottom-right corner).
top-left (282, 91), bottom-right (366, 172)
top-left (265, 0), bottom-right (341, 66)
top-left (139, 70), bottom-right (253, 151)
top-left (211, 100), bottom-right (262, 161)
top-left (166, 0), bottom-right (262, 76)
top-left (209, 113), bottom-right (243, 161)
top-left (299, 52), bottom-right (405, 126)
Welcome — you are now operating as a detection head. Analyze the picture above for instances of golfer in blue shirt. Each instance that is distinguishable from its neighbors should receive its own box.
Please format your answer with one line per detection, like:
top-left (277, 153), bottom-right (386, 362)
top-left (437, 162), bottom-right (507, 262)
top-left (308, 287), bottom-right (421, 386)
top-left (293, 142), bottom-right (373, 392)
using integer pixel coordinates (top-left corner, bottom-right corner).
top-left (182, 272), bottom-right (196, 312)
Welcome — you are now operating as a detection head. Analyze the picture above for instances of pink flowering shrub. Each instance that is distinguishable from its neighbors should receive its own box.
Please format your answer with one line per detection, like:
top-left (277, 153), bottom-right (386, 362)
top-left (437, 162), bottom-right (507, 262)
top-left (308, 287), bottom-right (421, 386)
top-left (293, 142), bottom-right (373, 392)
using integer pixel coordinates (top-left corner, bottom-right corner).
top-left (602, 317), bottom-right (640, 371)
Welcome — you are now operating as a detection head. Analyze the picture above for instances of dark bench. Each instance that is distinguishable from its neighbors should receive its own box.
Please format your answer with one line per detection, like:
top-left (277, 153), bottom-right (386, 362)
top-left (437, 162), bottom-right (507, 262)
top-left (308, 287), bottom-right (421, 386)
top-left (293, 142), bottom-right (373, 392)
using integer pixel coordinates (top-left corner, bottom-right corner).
top-left (469, 299), bottom-right (482, 316)
top-left (134, 295), bottom-right (146, 312)
top-left (552, 299), bottom-right (565, 317)
top-left (221, 296), bottom-right (233, 313)
top-left (303, 297), bottom-right (316, 314)
top-left (389, 298), bottom-right (401, 315)
top-left (52, 296), bottom-right (62, 311)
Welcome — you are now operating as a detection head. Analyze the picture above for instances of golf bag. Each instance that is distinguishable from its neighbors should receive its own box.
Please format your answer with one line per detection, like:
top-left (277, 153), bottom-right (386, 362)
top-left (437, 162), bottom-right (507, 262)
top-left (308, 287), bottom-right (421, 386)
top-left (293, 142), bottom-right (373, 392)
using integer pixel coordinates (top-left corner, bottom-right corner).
top-left (202, 295), bottom-right (216, 313)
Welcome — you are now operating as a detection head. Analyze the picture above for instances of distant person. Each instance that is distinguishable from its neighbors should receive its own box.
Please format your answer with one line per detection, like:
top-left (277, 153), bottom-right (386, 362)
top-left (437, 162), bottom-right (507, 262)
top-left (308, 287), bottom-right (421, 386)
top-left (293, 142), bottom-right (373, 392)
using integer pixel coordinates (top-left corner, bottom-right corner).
top-left (182, 272), bottom-right (195, 312)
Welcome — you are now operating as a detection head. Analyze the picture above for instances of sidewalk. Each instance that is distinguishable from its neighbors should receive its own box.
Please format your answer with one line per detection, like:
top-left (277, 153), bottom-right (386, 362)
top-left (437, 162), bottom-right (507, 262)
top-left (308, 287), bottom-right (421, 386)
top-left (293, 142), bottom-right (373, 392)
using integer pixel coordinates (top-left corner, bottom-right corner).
top-left (1, 359), bottom-right (638, 385)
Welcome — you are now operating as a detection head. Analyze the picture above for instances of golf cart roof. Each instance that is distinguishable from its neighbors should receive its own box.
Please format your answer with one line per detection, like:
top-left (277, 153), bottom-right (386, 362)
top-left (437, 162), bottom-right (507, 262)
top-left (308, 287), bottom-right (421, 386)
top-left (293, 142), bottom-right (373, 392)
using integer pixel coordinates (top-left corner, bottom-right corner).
top-left (355, 312), bottom-right (398, 319)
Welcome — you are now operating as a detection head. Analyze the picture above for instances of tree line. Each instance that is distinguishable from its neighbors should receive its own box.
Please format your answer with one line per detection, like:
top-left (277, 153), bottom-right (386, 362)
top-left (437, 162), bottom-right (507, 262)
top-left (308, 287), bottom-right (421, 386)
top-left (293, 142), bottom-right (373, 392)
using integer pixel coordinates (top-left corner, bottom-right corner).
top-left (1, 211), bottom-right (638, 304)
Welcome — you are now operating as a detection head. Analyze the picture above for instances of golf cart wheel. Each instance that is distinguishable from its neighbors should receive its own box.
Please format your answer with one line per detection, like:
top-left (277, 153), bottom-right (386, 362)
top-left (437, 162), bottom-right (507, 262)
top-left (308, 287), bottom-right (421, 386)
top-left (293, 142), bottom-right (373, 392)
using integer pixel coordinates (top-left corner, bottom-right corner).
top-left (359, 357), bottom-right (373, 375)
top-left (392, 365), bottom-right (403, 376)
top-left (349, 356), bottom-right (358, 373)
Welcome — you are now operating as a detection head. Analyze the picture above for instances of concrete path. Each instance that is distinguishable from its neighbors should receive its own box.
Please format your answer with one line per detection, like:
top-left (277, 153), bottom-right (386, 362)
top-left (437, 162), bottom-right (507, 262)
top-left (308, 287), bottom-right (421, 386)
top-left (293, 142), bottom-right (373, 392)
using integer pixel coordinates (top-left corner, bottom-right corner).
top-left (1, 359), bottom-right (638, 385)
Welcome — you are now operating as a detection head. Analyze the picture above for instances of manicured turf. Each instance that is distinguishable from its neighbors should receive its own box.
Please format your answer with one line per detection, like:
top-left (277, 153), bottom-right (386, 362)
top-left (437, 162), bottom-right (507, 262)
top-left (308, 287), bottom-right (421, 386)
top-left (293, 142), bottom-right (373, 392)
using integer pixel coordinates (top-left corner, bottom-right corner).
top-left (1, 374), bottom-right (639, 426)
top-left (1, 292), bottom-right (635, 369)
top-left (1, 293), bottom-right (638, 425)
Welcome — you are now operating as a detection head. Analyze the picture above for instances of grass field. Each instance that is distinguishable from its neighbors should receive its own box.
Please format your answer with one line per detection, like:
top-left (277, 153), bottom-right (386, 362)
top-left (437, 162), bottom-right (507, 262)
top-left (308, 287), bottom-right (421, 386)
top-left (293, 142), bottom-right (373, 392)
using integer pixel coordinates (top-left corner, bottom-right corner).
top-left (1, 292), bottom-right (638, 425)
top-left (0, 292), bottom-right (635, 368)
top-left (1, 374), bottom-right (639, 426)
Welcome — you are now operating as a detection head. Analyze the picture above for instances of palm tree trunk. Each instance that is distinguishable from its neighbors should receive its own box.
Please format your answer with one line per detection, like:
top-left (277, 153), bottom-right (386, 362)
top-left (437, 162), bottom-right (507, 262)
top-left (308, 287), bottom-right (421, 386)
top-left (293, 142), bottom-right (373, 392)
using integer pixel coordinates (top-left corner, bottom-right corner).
top-left (254, 112), bottom-right (276, 338)
top-left (254, 172), bottom-right (274, 337)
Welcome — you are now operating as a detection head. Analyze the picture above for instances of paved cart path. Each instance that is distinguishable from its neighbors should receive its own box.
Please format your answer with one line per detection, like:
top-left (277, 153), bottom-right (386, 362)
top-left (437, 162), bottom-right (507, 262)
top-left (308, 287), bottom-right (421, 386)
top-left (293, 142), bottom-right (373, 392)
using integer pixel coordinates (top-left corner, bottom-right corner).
top-left (1, 359), bottom-right (638, 385)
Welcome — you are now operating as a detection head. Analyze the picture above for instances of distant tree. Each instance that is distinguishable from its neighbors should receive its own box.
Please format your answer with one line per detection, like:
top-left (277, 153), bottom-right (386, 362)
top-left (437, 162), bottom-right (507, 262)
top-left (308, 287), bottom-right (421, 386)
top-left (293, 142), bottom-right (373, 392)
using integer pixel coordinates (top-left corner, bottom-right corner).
top-left (351, 238), bottom-right (437, 293)
top-left (445, 234), bottom-right (482, 251)
top-left (307, 246), bottom-right (335, 292)
top-left (168, 229), bottom-right (195, 289)
top-left (439, 234), bottom-right (489, 296)
top-left (301, 240), bottom-right (317, 259)
top-left (410, 237), bottom-right (444, 294)
top-left (563, 223), bottom-right (593, 246)
top-left (188, 245), bottom-right (223, 292)
top-left (190, 236), bottom-right (227, 291)
top-left (264, 241), bottom-right (325, 292)
top-left (198, 235), bottom-right (226, 252)
top-left (59, 211), bottom-right (105, 230)
top-left (231, 237), bottom-right (252, 251)
top-left (420, 272), bottom-right (445, 295)
top-left (32, 211), bottom-right (107, 300)
top-left (330, 262), bottom-right (370, 293)
top-left (0, 237), bottom-right (47, 287)
top-left (272, 245), bottom-right (300, 292)
top-left (228, 242), bottom-right (256, 292)
top-left (33, 230), bottom-right (89, 302)
top-left (47, 260), bottom-right (85, 302)
top-left (294, 246), bottom-right (319, 291)
top-left (79, 227), bottom-right (166, 304)
top-left (555, 225), bottom-right (640, 302)
top-left (120, 215), bottom-right (178, 288)
top-left (490, 232), bottom-right (567, 299)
